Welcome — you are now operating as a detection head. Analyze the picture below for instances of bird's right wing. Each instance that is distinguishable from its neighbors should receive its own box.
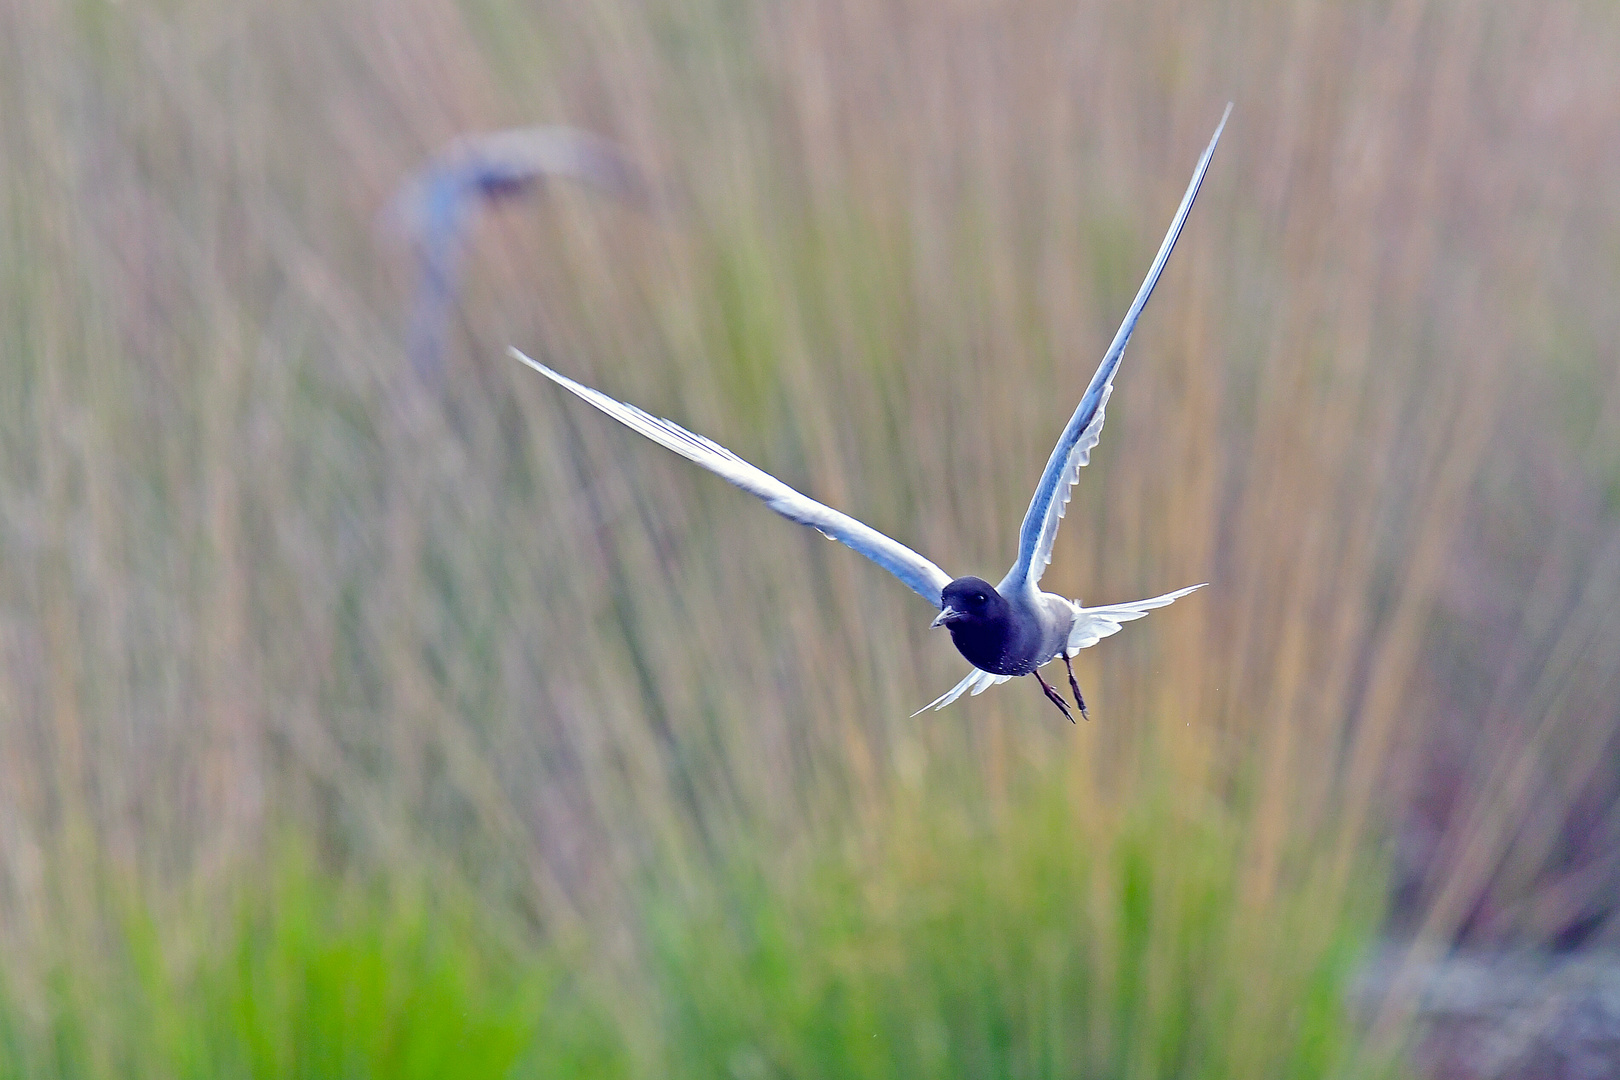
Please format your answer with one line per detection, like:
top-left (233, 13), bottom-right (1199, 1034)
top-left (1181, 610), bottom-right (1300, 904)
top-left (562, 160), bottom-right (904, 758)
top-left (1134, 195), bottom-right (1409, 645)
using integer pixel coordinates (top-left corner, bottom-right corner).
top-left (513, 349), bottom-right (954, 608)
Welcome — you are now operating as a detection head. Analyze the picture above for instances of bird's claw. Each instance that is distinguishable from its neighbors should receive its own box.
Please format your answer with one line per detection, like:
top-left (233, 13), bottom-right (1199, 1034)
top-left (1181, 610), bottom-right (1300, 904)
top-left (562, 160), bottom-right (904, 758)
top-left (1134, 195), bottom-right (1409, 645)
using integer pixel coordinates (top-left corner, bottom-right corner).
top-left (1062, 653), bottom-right (1090, 721)
top-left (1035, 670), bottom-right (1076, 723)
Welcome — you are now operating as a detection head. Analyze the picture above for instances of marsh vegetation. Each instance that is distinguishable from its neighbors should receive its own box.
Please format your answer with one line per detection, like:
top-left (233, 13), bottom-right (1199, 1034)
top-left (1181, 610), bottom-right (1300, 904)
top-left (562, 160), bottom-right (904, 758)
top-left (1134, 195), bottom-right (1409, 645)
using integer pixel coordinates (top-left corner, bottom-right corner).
top-left (2, 0), bottom-right (1618, 1075)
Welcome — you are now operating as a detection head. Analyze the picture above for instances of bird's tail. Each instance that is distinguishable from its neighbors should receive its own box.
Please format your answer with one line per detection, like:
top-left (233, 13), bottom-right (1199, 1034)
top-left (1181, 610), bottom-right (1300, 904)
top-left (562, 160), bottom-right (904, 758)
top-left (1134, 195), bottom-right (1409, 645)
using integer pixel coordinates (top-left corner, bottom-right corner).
top-left (912, 667), bottom-right (1014, 716)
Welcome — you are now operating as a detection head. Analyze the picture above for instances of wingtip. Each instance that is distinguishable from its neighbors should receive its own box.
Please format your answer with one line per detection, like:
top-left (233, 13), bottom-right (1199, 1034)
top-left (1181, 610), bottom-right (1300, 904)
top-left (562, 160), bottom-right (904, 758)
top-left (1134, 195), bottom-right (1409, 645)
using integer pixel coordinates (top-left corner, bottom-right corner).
top-left (1207, 104), bottom-right (1233, 153)
top-left (509, 346), bottom-right (566, 386)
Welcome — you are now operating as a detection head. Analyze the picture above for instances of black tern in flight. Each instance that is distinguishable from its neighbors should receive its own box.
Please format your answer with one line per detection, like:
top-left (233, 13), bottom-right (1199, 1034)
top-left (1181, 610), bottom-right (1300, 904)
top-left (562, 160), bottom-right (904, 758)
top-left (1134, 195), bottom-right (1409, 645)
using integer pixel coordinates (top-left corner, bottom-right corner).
top-left (511, 104), bottom-right (1229, 721)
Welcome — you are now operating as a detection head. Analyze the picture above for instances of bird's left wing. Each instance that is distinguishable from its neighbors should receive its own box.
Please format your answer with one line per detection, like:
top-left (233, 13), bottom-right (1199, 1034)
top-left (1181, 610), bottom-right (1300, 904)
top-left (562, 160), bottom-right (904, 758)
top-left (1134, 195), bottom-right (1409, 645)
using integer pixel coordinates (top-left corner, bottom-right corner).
top-left (513, 349), bottom-right (953, 608)
top-left (999, 105), bottom-right (1230, 596)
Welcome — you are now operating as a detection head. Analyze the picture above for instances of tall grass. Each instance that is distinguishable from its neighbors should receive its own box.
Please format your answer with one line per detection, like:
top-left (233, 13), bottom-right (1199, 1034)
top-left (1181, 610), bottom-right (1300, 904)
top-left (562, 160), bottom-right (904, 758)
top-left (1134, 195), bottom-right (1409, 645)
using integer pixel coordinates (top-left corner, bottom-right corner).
top-left (642, 767), bottom-right (1396, 1080)
top-left (0, 843), bottom-right (626, 1079)
top-left (2, 0), bottom-right (1619, 1073)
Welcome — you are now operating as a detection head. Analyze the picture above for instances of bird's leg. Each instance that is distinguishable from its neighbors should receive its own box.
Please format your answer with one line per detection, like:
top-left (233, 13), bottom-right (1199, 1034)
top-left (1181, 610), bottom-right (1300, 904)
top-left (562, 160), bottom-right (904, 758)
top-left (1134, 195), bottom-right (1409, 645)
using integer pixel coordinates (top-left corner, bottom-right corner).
top-left (1033, 670), bottom-right (1076, 723)
top-left (1061, 652), bottom-right (1090, 721)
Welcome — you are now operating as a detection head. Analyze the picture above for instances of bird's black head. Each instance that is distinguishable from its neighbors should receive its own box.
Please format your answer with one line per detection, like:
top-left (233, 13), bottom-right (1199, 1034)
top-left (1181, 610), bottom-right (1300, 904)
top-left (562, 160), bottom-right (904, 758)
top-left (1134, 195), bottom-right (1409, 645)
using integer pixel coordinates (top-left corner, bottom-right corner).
top-left (933, 577), bottom-right (1012, 672)
top-left (934, 577), bottom-right (1005, 627)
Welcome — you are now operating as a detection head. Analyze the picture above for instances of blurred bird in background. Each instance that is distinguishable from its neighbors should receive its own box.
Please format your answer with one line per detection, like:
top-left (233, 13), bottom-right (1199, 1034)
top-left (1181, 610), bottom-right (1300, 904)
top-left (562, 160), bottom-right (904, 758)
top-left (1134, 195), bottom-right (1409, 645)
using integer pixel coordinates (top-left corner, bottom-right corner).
top-left (389, 126), bottom-right (649, 384)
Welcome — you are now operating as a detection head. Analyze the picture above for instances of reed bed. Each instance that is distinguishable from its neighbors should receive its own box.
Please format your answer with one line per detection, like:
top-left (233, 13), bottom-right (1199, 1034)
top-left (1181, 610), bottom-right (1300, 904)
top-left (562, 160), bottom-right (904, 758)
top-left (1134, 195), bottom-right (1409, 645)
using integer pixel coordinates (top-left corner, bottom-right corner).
top-left (1, 0), bottom-right (1618, 1075)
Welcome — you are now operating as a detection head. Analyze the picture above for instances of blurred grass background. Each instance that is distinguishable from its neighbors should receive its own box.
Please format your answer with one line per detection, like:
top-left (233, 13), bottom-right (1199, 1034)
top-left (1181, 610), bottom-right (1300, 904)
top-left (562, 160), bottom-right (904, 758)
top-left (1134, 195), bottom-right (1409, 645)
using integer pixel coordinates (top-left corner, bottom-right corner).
top-left (2, 0), bottom-right (1619, 1075)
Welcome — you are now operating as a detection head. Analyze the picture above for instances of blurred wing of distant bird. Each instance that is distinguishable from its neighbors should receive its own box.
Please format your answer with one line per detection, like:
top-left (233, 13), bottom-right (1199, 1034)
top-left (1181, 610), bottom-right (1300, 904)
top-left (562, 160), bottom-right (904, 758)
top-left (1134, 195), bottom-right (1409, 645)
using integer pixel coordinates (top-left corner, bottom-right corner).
top-left (392, 125), bottom-right (648, 241)
top-left (1065, 582), bottom-right (1206, 652)
top-left (999, 104), bottom-right (1230, 597)
top-left (511, 349), bottom-right (954, 608)
top-left (391, 127), bottom-right (649, 385)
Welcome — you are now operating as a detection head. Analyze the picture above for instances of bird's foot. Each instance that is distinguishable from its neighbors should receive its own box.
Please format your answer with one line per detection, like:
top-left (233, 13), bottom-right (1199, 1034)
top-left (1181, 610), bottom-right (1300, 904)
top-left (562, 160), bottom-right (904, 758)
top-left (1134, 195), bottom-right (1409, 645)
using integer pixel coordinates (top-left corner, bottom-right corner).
top-left (1034, 670), bottom-right (1076, 723)
top-left (1062, 653), bottom-right (1090, 721)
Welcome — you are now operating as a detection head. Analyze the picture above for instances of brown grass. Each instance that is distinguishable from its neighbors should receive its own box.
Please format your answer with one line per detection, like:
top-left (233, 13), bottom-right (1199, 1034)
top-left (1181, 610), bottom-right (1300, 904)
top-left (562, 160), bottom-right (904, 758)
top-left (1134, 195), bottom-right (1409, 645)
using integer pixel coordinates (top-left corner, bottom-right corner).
top-left (2, 0), bottom-right (1619, 1066)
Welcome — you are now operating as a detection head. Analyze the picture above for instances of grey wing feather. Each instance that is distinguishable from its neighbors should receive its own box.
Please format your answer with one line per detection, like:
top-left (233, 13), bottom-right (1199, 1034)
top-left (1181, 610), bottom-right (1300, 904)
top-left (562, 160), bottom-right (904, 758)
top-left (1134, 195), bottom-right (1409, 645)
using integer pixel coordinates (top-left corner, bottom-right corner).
top-left (512, 349), bottom-right (953, 607)
top-left (1000, 104), bottom-right (1230, 596)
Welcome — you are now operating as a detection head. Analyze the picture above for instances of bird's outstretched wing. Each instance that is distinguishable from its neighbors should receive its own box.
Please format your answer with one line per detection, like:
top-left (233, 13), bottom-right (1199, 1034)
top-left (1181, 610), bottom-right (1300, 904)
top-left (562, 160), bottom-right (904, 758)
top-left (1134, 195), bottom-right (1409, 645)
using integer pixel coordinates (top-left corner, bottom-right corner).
top-left (512, 349), bottom-right (954, 607)
top-left (999, 105), bottom-right (1230, 597)
top-left (1065, 582), bottom-right (1206, 653)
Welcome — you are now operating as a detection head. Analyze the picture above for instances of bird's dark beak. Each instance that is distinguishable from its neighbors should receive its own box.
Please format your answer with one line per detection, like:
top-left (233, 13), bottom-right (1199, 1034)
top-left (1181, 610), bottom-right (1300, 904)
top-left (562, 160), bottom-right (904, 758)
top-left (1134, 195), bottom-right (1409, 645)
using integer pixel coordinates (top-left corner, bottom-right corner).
top-left (930, 606), bottom-right (961, 629)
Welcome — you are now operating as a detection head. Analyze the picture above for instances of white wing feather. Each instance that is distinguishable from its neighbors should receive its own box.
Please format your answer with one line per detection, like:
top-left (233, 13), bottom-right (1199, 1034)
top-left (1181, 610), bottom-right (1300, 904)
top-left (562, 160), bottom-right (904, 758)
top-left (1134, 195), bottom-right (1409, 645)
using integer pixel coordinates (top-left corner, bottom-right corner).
top-left (512, 349), bottom-right (954, 607)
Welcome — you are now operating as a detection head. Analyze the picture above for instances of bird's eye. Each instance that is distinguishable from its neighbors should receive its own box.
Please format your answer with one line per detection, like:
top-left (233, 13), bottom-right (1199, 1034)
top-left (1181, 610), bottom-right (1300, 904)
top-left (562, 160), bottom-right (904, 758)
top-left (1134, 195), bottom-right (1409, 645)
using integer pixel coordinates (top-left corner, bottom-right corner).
top-left (974, 593), bottom-right (987, 604)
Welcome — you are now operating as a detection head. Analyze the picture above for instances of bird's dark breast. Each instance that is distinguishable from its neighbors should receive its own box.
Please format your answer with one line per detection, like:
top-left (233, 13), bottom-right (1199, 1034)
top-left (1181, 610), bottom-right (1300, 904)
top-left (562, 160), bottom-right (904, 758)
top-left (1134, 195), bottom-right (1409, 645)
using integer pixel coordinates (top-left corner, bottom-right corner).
top-left (947, 619), bottom-right (1028, 676)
